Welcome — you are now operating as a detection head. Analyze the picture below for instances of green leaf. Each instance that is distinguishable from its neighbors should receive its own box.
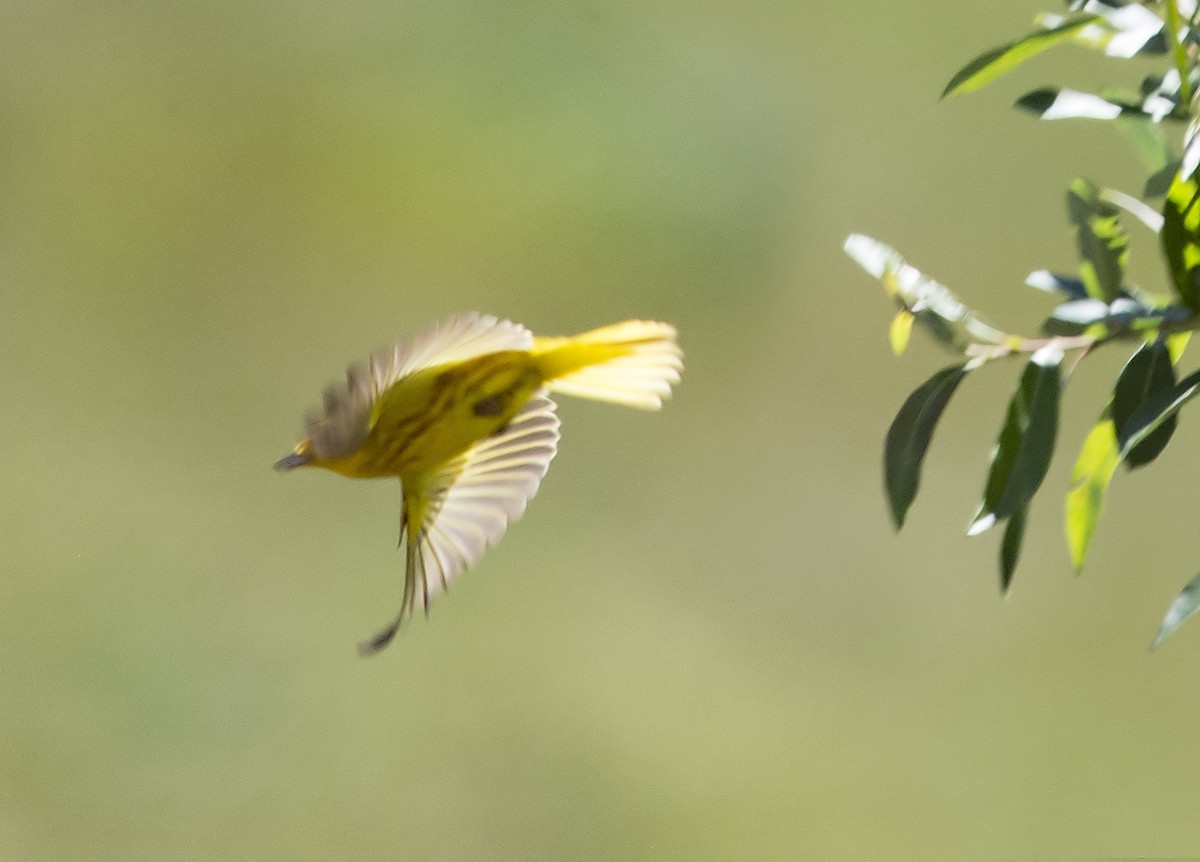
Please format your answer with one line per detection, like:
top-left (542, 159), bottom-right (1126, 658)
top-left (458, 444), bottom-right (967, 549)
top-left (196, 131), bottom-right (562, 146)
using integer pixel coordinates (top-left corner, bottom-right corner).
top-left (1161, 170), bottom-right (1200, 312)
top-left (1018, 81), bottom-right (1182, 124)
top-left (1041, 297), bottom-right (1112, 336)
top-left (1126, 70), bottom-right (1186, 121)
top-left (1112, 341), bottom-right (1178, 468)
top-left (1118, 368), bottom-right (1200, 458)
top-left (888, 309), bottom-right (914, 356)
top-left (1025, 269), bottom-right (1089, 299)
top-left (969, 346), bottom-right (1063, 535)
top-left (1180, 118), bottom-right (1200, 178)
top-left (1101, 188), bottom-right (1163, 234)
top-left (1035, 6), bottom-right (1165, 58)
top-left (1000, 503), bottom-right (1028, 594)
top-left (1039, 290), bottom-right (1177, 338)
top-left (1017, 88), bottom-right (1127, 120)
top-left (1068, 178), bottom-right (1128, 302)
top-left (1146, 162), bottom-right (1176, 198)
top-left (1092, 4), bottom-right (1165, 58)
top-left (1152, 571), bottom-right (1200, 648)
top-left (1166, 330), bottom-right (1191, 364)
top-left (844, 234), bottom-right (1008, 352)
top-left (884, 364), bottom-right (970, 529)
top-left (1064, 413), bottom-right (1119, 572)
top-left (943, 16), bottom-right (1101, 98)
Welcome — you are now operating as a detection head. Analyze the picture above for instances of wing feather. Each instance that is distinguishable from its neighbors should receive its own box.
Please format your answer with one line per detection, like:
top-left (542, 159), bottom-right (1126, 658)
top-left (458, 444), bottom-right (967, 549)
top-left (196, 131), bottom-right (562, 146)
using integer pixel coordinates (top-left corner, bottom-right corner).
top-left (368, 314), bottom-right (533, 403)
top-left (418, 393), bottom-right (560, 597)
top-left (358, 393), bottom-right (560, 653)
top-left (307, 314), bottom-right (534, 460)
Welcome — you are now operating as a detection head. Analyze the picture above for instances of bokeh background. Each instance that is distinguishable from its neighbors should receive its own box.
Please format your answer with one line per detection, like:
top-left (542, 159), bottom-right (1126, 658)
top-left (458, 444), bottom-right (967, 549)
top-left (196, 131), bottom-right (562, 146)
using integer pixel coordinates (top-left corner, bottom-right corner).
top-left (5, 1), bottom-right (1200, 858)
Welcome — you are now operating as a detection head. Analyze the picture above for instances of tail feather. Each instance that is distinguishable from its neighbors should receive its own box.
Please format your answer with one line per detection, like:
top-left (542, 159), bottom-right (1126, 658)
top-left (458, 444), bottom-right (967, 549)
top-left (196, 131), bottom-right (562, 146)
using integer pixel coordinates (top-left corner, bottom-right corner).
top-left (533, 320), bottom-right (682, 410)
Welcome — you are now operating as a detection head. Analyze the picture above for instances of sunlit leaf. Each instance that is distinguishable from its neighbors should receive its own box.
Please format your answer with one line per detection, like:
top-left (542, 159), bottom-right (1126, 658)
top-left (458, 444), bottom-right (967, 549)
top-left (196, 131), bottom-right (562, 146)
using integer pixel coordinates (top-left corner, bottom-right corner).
top-left (1131, 69), bottom-right (1185, 121)
top-left (968, 346), bottom-right (1063, 535)
top-left (1039, 292), bottom-right (1176, 337)
top-left (1068, 178), bottom-right (1128, 302)
top-left (1117, 368), bottom-right (1200, 457)
top-left (1101, 188), bottom-right (1164, 233)
top-left (889, 309), bottom-right (914, 356)
top-left (1018, 88), bottom-right (1125, 120)
top-left (1151, 571), bottom-right (1200, 648)
top-left (1112, 341), bottom-right (1178, 468)
top-left (1018, 80), bottom-right (1182, 122)
top-left (1000, 503), bottom-right (1027, 593)
top-left (1026, 269), bottom-right (1089, 299)
top-left (943, 16), bottom-right (1101, 98)
top-left (845, 234), bottom-right (1008, 352)
top-left (1065, 412), bottom-right (1119, 572)
top-left (884, 364), bottom-right (970, 529)
top-left (1092, 2), bottom-right (1165, 58)
top-left (1038, 5), bottom-right (1165, 58)
top-left (1042, 298), bottom-right (1112, 336)
top-left (1166, 331), bottom-right (1191, 364)
top-left (1181, 117), bottom-right (1200, 179)
top-left (1161, 170), bottom-right (1200, 312)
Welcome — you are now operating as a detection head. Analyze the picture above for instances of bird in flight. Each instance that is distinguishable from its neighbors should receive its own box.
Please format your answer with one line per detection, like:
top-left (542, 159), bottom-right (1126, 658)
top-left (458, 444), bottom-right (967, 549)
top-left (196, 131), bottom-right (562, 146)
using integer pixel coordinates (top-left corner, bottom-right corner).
top-left (276, 313), bottom-right (682, 654)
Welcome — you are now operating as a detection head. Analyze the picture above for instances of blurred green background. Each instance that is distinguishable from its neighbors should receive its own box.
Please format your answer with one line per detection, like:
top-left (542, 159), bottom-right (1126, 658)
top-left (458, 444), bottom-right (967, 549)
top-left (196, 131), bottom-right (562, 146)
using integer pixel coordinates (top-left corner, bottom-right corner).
top-left (5, 1), bottom-right (1200, 858)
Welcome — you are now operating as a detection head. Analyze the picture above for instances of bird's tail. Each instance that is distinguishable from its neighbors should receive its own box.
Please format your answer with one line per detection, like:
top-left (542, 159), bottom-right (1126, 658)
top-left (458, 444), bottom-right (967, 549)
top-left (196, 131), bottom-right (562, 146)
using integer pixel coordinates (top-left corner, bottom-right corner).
top-left (532, 320), bottom-right (682, 410)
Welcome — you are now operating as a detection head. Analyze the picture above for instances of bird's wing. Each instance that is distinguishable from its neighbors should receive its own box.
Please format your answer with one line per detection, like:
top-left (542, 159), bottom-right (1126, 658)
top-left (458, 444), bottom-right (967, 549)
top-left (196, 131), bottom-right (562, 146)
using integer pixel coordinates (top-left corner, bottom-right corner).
top-left (359, 392), bottom-right (560, 654)
top-left (367, 313), bottom-right (534, 403)
top-left (305, 313), bottom-right (534, 460)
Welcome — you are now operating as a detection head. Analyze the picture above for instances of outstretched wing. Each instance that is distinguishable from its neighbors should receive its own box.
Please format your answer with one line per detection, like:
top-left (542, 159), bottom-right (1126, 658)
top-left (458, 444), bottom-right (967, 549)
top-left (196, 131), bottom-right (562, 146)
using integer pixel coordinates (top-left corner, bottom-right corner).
top-left (359, 393), bottom-right (561, 654)
top-left (304, 313), bottom-right (534, 461)
top-left (367, 313), bottom-right (533, 410)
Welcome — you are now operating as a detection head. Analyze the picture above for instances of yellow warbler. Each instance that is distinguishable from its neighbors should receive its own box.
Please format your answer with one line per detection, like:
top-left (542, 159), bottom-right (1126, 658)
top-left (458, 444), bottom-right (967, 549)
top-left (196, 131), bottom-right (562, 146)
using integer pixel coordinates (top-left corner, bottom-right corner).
top-left (276, 313), bottom-right (682, 654)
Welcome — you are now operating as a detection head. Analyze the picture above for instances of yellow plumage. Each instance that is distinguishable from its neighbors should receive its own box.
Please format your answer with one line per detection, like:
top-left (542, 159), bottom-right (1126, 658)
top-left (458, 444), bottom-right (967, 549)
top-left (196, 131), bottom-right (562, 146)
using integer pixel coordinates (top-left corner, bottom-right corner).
top-left (276, 314), bottom-right (682, 654)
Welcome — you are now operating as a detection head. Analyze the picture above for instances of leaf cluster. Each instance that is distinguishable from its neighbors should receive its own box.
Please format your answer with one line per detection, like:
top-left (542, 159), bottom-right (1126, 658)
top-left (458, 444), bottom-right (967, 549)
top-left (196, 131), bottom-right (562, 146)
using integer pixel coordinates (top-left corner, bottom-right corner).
top-left (846, 0), bottom-right (1200, 648)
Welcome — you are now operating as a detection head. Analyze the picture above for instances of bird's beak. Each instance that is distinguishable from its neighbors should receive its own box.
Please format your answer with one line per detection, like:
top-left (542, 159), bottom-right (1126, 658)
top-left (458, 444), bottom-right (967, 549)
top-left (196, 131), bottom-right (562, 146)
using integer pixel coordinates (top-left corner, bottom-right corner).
top-left (274, 450), bottom-right (312, 471)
